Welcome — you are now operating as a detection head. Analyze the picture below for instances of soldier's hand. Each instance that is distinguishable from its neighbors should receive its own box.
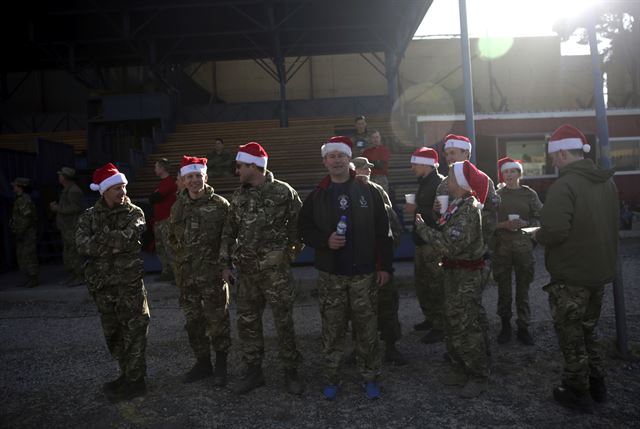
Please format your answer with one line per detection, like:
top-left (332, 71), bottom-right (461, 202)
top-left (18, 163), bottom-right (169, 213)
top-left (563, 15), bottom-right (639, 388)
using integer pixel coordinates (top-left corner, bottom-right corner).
top-left (415, 213), bottom-right (425, 225)
top-left (404, 203), bottom-right (416, 215)
top-left (328, 232), bottom-right (346, 250)
top-left (376, 271), bottom-right (390, 287)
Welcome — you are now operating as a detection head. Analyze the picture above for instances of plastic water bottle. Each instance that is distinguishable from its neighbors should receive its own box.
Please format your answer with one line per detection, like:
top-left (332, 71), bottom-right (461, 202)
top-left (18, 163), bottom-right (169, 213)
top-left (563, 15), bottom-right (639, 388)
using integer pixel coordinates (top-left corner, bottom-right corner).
top-left (336, 215), bottom-right (347, 236)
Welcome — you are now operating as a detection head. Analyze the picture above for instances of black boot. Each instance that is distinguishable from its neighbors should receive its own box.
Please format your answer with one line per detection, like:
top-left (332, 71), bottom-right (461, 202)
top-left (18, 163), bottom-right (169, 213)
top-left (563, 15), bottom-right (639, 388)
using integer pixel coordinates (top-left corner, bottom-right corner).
top-left (183, 356), bottom-right (213, 383)
top-left (233, 365), bottom-right (265, 394)
top-left (516, 327), bottom-right (534, 345)
top-left (421, 329), bottom-right (445, 344)
top-left (589, 376), bottom-right (607, 403)
top-left (384, 343), bottom-right (408, 365)
top-left (284, 368), bottom-right (304, 395)
top-left (497, 318), bottom-right (511, 344)
top-left (212, 352), bottom-right (228, 387)
top-left (102, 374), bottom-right (126, 395)
top-left (553, 384), bottom-right (594, 413)
top-left (107, 378), bottom-right (147, 403)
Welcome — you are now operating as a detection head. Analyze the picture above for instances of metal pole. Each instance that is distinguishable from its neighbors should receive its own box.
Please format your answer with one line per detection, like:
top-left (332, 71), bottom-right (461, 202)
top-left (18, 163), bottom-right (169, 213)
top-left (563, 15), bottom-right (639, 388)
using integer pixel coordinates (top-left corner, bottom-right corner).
top-left (458, 0), bottom-right (476, 163)
top-left (587, 10), bottom-right (628, 358)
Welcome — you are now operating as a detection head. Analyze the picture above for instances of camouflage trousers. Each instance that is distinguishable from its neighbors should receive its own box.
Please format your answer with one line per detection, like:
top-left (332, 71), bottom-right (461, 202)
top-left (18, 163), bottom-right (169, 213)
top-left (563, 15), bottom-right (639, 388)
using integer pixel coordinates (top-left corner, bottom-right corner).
top-left (544, 282), bottom-right (605, 392)
top-left (236, 266), bottom-right (301, 370)
top-left (179, 276), bottom-right (231, 359)
top-left (318, 271), bottom-right (380, 383)
top-left (443, 268), bottom-right (490, 379)
top-left (154, 220), bottom-right (174, 277)
top-left (414, 245), bottom-right (444, 330)
top-left (493, 238), bottom-right (535, 328)
top-left (16, 229), bottom-right (38, 277)
top-left (60, 227), bottom-right (83, 278)
top-left (93, 281), bottom-right (150, 382)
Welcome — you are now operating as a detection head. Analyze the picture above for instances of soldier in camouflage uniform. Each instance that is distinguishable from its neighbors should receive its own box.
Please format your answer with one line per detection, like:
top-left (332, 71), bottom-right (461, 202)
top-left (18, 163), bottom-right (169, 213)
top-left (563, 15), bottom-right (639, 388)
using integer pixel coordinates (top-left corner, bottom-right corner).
top-left (50, 167), bottom-right (84, 286)
top-left (299, 137), bottom-right (393, 400)
top-left (10, 178), bottom-right (39, 288)
top-left (206, 138), bottom-right (234, 177)
top-left (415, 160), bottom-right (490, 399)
top-left (403, 147), bottom-right (445, 344)
top-left (494, 158), bottom-right (543, 345)
top-left (533, 125), bottom-right (619, 413)
top-left (351, 115), bottom-right (372, 154)
top-left (76, 163), bottom-right (149, 402)
top-left (353, 157), bottom-right (407, 366)
top-left (169, 155), bottom-right (231, 386)
top-left (219, 142), bottom-right (304, 395)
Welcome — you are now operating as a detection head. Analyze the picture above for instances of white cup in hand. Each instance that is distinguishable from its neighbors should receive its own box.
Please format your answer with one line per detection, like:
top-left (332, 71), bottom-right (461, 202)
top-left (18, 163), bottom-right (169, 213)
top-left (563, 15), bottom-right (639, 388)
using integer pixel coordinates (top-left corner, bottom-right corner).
top-left (436, 195), bottom-right (449, 214)
top-left (405, 194), bottom-right (416, 204)
top-left (508, 214), bottom-right (520, 221)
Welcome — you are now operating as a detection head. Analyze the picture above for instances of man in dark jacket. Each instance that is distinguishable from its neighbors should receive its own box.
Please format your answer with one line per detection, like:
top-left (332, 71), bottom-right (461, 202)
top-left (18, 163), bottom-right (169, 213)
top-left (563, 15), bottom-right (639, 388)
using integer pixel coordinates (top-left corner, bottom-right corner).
top-left (299, 136), bottom-right (393, 401)
top-left (533, 124), bottom-right (619, 413)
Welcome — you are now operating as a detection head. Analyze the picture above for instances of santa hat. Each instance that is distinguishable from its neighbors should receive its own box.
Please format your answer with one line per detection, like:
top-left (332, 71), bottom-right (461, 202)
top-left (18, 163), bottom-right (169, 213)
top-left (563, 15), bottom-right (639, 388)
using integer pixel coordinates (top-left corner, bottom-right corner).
top-left (236, 142), bottom-right (268, 169)
top-left (180, 155), bottom-right (208, 176)
top-left (497, 157), bottom-right (523, 183)
top-left (410, 147), bottom-right (439, 167)
top-left (452, 160), bottom-right (489, 208)
top-left (90, 163), bottom-right (128, 194)
top-left (321, 136), bottom-right (353, 158)
top-left (444, 134), bottom-right (472, 152)
top-left (548, 124), bottom-right (591, 153)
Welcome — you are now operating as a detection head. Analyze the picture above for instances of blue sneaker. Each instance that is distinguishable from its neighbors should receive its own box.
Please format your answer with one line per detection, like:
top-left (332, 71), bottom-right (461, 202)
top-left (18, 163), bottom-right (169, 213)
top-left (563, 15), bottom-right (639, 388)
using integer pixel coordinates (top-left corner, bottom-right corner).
top-left (323, 384), bottom-right (338, 400)
top-left (364, 381), bottom-right (381, 400)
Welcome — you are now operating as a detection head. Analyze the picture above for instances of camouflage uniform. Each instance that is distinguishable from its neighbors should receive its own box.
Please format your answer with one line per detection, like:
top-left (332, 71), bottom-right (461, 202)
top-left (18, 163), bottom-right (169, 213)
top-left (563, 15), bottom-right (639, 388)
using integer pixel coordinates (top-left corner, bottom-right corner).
top-left (56, 182), bottom-right (84, 278)
top-left (76, 197), bottom-right (150, 383)
top-left (10, 193), bottom-right (39, 281)
top-left (206, 150), bottom-right (234, 177)
top-left (415, 196), bottom-right (490, 380)
top-left (220, 171), bottom-right (303, 370)
top-left (494, 185), bottom-right (542, 329)
top-left (169, 184), bottom-right (231, 359)
top-left (351, 131), bottom-right (372, 154)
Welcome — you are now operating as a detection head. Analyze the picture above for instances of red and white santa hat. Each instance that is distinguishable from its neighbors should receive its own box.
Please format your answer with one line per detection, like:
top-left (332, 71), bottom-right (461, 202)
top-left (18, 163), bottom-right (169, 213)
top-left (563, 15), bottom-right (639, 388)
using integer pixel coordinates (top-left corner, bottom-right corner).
top-left (236, 142), bottom-right (268, 169)
top-left (410, 147), bottom-right (439, 167)
top-left (444, 134), bottom-right (472, 152)
top-left (180, 155), bottom-right (208, 176)
top-left (90, 163), bottom-right (128, 194)
top-left (452, 160), bottom-right (489, 208)
top-left (497, 157), bottom-right (523, 183)
top-left (548, 124), bottom-right (591, 153)
top-left (321, 136), bottom-right (353, 157)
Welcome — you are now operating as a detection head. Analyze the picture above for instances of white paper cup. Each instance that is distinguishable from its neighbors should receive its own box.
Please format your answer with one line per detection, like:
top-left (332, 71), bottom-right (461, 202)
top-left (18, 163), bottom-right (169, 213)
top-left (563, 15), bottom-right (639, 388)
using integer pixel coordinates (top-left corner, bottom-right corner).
top-left (405, 194), bottom-right (416, 204)
top-left (508, 214), bottom-right (520, 221)
top-left (436, 195), bottom-right (449, 214)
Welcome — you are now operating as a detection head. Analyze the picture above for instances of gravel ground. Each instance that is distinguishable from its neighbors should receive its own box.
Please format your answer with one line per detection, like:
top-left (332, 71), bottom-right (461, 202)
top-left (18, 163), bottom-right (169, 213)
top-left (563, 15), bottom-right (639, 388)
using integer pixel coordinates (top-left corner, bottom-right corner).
top-left (1, 238), bottom-right (639, 428)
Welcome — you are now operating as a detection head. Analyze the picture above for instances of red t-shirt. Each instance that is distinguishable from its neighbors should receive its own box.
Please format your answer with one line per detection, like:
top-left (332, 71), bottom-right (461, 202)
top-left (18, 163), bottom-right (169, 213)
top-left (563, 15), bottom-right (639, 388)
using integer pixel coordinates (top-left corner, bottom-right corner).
top-left (153, 176), bottom-right (177, 221)
top-left (362, 145), bottom-right (390, 176)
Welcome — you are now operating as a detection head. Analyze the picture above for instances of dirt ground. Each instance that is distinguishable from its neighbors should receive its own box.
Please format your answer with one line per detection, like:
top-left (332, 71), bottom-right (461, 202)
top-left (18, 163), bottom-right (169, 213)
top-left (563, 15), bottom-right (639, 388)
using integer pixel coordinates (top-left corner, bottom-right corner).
top-left (1, 239), bottom-right (639, 428)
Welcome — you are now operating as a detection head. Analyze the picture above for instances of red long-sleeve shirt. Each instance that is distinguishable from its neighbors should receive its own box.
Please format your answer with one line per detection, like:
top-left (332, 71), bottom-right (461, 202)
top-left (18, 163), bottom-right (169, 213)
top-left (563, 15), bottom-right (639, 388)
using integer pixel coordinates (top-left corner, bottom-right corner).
top-left (153, 176), bottom-right (177, 221)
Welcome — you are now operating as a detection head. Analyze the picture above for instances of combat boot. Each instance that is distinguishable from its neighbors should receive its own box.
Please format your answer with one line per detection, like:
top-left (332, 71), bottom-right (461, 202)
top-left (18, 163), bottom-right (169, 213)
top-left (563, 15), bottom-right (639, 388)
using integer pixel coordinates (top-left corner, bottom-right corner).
top-left (107, 378), bottom-right (147, 403)
top-left (212, 352), bottom-right (228, 387)
top-left (183, 356), bottom-right (213, 383)
top-left (459, 377), bottom-right (488, 398)
top-left (384, 344), bottom-right (408, 366)
top-left (102, 374), bottom-right (126, 395)
top-left (589, 376), bottom-right (607, 403)
top-left (553, 384), bottom-right (594, 413)
top-left (233, 365), bottom-right (265, 394)
top-left (421, 329), bottom-right (445, 344)
top-left (516, 327), bottom-right (534, 345)
top-left (284, 368), bottom-right (304, 395)
top-left (497, 317), bottom-right (511, 344)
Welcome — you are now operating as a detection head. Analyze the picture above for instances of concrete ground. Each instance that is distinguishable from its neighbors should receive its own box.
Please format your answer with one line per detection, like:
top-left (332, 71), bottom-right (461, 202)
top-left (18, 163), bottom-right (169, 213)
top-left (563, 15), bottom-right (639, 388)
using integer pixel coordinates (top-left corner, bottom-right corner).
top-left (1, 238), bottom-right (639, 428)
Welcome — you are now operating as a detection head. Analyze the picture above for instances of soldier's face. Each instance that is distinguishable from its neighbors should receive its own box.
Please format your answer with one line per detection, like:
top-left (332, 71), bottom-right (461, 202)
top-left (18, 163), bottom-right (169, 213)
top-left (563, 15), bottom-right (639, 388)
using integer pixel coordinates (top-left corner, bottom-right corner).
top-left (103, 183), bottom-right (127, 207)
top-left (214, 140), bottom-right (224, 154)
top-left (355, 119), bottom-right (366, 133)
top-left (184, 172), bottom-right (206, 193)
top-left (411, 163), bottom-right (431, 177)
top-left (12, 183), bottom-right (22, 195)
top-left (355, 166), bottom-right (371, 178)
top-left (323, 151), bottom-right (350, 176)
top-left (502, 168), bottom-right (521, 185)
top-left (236, 162), bottom-right (255, 184)
top-left (444, 148), bottom-right (469, 165)
top-left (371, 132), bottom-right (381, 146)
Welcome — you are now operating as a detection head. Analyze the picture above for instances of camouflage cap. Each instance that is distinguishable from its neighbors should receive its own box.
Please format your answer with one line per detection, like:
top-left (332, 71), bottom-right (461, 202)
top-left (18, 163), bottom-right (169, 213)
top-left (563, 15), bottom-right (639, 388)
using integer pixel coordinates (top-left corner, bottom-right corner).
top-left (57, 166), bottom-right (76, 178)
top-left (12, 177), bottom-right (31, 187)
top-left (352, 157), bottom-right (374, 169)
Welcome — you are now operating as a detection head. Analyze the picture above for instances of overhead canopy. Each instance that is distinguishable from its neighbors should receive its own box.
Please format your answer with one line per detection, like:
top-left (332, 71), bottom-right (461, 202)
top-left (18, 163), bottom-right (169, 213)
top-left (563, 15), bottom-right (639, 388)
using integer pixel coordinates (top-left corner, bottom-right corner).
top-left (4, 0), bottom-right (432, 71)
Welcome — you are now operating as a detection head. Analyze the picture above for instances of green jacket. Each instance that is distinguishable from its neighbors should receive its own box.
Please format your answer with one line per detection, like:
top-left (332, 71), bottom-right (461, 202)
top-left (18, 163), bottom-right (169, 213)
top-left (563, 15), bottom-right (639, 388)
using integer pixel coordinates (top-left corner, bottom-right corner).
top-left (536, 159), bottom-right (619, 288)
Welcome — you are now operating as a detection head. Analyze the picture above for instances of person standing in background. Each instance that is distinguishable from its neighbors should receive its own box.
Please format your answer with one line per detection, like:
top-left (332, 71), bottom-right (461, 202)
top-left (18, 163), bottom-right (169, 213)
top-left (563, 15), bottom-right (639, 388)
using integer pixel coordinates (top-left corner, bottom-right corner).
top-left (150, 158), bottom-right (177, 282)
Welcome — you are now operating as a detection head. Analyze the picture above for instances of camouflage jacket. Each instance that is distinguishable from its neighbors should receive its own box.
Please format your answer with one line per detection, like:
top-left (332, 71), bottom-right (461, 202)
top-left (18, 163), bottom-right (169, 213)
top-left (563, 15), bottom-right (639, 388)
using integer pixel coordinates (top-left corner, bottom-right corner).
top-left (415, 195), bottom-right (484, 262)
top-left (169, 184), bottom-right (229, 274)
top-left (496, 185), bottom-right (542, 245)
top-left (437, 174), bottom-right (500, 250)
top-left (56, 182), bottom-right (84, 230)
top-left (10, 193), bottom-right (37, 236)
top-left (220, 171), bottom-right (303, 270)
top-left (76, 197), bottom-right (146, 290)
